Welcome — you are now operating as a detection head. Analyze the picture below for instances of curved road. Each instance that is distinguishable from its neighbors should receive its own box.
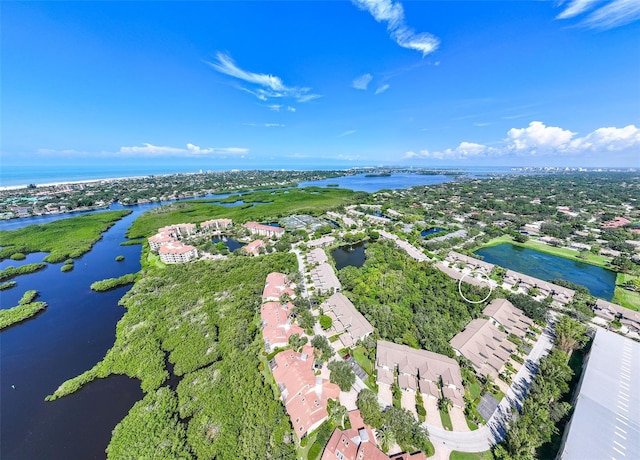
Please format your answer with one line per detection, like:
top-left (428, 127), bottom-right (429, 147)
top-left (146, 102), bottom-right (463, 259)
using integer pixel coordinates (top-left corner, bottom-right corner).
top-left (424, 320), bottom-right (555, 452)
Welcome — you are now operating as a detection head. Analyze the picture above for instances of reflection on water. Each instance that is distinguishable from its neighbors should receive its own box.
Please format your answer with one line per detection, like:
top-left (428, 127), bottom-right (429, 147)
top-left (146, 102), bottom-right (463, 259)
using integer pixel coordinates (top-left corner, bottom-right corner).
top-left (332, 242), bottom-right (366, 270)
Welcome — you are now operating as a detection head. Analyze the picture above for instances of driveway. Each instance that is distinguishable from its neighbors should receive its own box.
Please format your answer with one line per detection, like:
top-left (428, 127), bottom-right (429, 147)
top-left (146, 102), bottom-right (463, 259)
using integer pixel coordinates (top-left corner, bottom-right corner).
top-left (449, 406), bottom-right (469, 432)
top-left (423, 320), bottom-right (555, 452)
top-left (423, 397), bottom-right (442, 428)
top-left (378, 383), bottom-right (393, 407)
top-left (401, 389), bottom-right (418, 418)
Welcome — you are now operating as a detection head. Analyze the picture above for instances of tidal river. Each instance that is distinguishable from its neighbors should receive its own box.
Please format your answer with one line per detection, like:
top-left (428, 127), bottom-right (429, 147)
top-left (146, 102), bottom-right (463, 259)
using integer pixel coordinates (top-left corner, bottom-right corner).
top-left (0, 203), bottom-right (160, 459)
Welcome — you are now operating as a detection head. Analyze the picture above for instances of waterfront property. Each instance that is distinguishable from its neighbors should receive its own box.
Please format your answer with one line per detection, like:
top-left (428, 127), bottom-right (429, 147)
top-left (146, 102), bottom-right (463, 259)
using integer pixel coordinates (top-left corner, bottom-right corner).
top-left (558, 328), bottom-right (640, 460)
top-left (321, 409), bottom-right (427, 460)
top-left (592, 299), bottom-right (640, 336)
top-left (326, 211), bottom-right (357, 228)
top-left (262, 272), bottom-right (296, 302)
top-left (483, 298), bottom-right (534, 339)
top-left (243, 221), bottom-right (284, 238)
top-left (376, 340), bottom-right (465, 408)
top-left (444, 251), bottom-right (494, 275)
top-left (261, 301), bottom-right (304, 352)
top-left (147, 223), bottom-right (199, 263)
top-left (270, 345), bottom-right (340, 439)
top-left (450, 318), bottom-right (516, 380)
top-left (321, 293), bottom-right (373, 348)
top-left (503, 270), bottom-right (575, 305)
top-left (306, 248), bottom-right (328, 265)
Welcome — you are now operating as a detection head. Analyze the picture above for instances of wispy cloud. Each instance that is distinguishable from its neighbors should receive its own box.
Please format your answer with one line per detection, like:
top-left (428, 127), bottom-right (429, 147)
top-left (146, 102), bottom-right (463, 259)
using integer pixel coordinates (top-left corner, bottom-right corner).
top-left (405, 121), bottom-right (640, 160)
top-left (473, 122), bottom-right (491, 127)
top-left (352, 73), bottom-right (373, 90)
top-left (556, 0), bottom-right (640, 29)
top-left (206, 52), bottom-right (321, 103)
top-left (374, 83), bottom-right (390, 95)
top-left (339, 130), bottom-right (357, 137)
top-left (244, 123), bottom-right (285, 128)
top-left (351, 0), bottom-right (439, 56)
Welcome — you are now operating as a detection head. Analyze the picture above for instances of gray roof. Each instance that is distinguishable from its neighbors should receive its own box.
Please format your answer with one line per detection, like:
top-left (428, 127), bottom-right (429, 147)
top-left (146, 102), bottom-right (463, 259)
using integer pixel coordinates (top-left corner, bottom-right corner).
top-left (322, 293), bottom-right (373, 342)
top-left (559, 328), bottom-right (640, 460)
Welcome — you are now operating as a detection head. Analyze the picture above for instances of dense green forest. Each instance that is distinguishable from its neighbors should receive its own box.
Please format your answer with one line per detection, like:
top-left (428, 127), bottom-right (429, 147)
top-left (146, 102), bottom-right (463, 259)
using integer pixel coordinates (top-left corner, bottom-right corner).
top-left (339, 240), bottom-right (492, 355)
top-left (127, 187), bottom-right (363, 238)
top-left (0, 210), bottom-right (131, 262)
top-left (48, 253), bottom-right (298, 459)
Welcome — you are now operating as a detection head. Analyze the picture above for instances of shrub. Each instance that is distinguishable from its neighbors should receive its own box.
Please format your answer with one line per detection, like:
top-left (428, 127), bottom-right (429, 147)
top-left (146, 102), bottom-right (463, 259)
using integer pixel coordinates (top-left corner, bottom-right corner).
top-left (319, 314), bottom-right (333, 330)
top-left (115, 255), bottom-right (125, 261)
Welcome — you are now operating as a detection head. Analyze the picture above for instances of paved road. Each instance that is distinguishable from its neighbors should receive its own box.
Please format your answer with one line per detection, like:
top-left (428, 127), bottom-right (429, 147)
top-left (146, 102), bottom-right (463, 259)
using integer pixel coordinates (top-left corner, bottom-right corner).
top-left (424, 320), bottom-right (555, 452)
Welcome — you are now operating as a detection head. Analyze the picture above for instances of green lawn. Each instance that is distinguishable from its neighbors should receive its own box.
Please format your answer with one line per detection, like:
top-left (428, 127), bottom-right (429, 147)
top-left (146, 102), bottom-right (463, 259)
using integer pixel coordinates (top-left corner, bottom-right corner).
top-left (477, 235), bottom-right (610, 268)
top-left (468, 382), bottom-right (481, 400)
top-left (440, 409), bottom-right (453, 431)
top-left (613, 273), bottom-right (640, 311)
top-left (449, 450), bottom-right (495, 460)
top-left (352, 346), bottom-right (373, 375)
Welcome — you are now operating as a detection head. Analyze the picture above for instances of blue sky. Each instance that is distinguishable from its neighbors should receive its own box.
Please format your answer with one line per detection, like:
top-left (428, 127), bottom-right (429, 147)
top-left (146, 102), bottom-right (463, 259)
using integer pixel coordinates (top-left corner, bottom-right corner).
top-left (2, 0), bottom-right (639, 174)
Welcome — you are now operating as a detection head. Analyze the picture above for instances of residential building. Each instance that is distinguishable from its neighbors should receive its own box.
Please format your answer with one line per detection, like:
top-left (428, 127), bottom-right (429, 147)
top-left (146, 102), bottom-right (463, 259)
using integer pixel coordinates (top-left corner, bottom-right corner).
top-left (148, 232), bottom-right (176, 251)
top-left (158, 242), bottom-right (198, 264)
top-left (307, 248), bottom-right (328, 265)
top-left (444, 251), bottom-right (494, 274)
top-left (270, 346), bottom-right (340, 439)
top-left (243, 221), bottom-right (284, 238)
top-left (310, 263), bottom-right (341, 294)
top-left (483, 298), bottom-right (533, 339)
top-left (321, 410), bottom-right (427, 460)
top-left (321, 293), bottom-right (373, 348)
top-left (261, 301), bottom-right (304, 352)
top-left (306, 235), bottom-right (336, 248)
top-left (503, 270), bottom-right (575, 304)
top-left (601, 216), bottom-right (631, 228)
top-left (558, 328), bottom-right (639, 460)
top-left (243, 239), bottom-right (266, 256)
top-left (262, 272), bottom-right (296, 302)
top-left (376, 340), bottom-right (465, 408)
top-left (592, 299), bottom-right (640, 334)
top-left (450, 319), bottom-right (516, 380)
top-left (200, 218), bottom-right (232, 231)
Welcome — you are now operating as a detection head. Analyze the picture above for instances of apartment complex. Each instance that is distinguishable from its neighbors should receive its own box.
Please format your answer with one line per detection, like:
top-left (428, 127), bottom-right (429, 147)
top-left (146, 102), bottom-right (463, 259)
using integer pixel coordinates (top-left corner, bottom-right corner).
top-left (262, 272), bottom-right (296, 302)
top-left (200, 218), bottom-right (232, 231)
top-left (321, 293), bottom-right (374, 348)
top-left (376, 340), bottom-right (465, 408)
top-left (483, 298), bottom-right (533, 339)
top-left (158, 241), bottom-right (199, 264)
top-left (261, 301), bottom-right (304, 352)
top-left (243, 221), bottom-right (284, 238)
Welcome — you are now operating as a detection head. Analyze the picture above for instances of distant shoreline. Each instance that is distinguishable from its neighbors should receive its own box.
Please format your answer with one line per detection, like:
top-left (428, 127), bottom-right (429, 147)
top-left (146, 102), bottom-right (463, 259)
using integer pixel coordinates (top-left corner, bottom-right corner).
top-left (0, 173), bottom-right (187, 191)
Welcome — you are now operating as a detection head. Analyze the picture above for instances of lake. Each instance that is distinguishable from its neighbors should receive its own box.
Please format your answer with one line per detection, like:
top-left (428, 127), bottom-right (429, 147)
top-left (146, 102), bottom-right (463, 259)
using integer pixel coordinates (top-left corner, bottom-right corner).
top-left (421, 227), bottom-right (445, 237)
top-left (474, 244), bottom-right (617, 300)
top-left (212, 237), bottom-right (244, 252)
top-left (332, 242), bottom-right (367, 270)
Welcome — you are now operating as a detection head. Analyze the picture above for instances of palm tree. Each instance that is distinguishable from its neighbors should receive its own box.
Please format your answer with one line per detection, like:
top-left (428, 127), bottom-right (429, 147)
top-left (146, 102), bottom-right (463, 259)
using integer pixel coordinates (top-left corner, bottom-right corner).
top-left (330, 403), bottom-right (348, 428)
top-left (438, 396), bottom-right (453, 413)
top-left (376, 426), bottom-right (395, 452)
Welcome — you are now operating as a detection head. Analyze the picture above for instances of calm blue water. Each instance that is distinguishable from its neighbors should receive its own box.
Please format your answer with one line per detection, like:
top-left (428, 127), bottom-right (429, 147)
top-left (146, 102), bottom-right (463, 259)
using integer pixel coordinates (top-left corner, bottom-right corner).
top-left (0, 206), bottom-right (149, 459)
top-left (332, 242), bottom-right (367, 270)
top-left (421, 227), bottom-right (445, 237)
top-left (475, 244), bottom-right (617, 300)
top-left (212, 237), bottom-right (244, 252)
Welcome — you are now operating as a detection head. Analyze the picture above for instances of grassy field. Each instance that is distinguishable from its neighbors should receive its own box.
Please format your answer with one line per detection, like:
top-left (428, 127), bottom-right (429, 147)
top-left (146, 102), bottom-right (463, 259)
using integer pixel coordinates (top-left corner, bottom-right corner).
top-left (0, 210), bottom-right (132, 263)
top-left (477, 235), bottom-right (610, 268)
top-left (613, 273), bottom-right (640, 311)
top-left (126, 187), bottom-right (363, 238)
top-left (352, 346), bottom-right (373, 375)
top-left (449, 450), bottom-right (495, 460)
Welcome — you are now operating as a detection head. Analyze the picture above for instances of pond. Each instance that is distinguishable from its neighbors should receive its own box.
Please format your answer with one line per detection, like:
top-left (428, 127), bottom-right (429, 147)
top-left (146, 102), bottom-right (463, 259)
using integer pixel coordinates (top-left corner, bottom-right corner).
top-left (474, 244), bottom-right (617, 300)
top-left (421, 227), bottom-right (445, 237)
top-left (331, 242), bottom-right (367, 270)
top-left (212, 237), bottom-right (244, 252)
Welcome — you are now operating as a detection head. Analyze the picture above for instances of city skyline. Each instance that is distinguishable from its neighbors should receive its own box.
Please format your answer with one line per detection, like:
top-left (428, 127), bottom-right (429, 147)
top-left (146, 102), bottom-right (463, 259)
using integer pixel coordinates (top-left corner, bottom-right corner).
top-left (2, 0), bottom-right (639, 174)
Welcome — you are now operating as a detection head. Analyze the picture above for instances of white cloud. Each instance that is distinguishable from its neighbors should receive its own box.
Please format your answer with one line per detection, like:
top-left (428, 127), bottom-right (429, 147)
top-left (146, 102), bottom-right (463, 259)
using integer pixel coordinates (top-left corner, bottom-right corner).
top-left (119, 143), bottom-right (248, 157)
top-left (556, 0), bottom-right (599, 19)
top-left (555, 0), bottom-right (640, 29)
top-left (404, 121), bottom-right (640, 160)
top-left (473, 122), bottom-right (491, 127)
top-left (351, 0), bottom-right (440, 56)
top-left (375, 83), bottom-right (390, 94)
top-left (267, 104), bottom-right (283, 112)
top-left (352, 73), bottom-right (373, 90)
top-left (206, 52), bottom-right (321, 103)
top-left (264, 123), bottom-right (285, 128)
top-left (507, 121), bottom-right (575, 151)
top-left (339, 130), bottom-right (357, 137)
top-left (287, 106), bottom-right (296, 112)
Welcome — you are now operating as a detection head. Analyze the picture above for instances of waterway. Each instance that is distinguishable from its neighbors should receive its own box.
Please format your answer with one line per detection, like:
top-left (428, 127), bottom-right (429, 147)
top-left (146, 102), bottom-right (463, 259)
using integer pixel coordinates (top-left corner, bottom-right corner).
top-left (0, 205), bottom-right (158, 459)
top-left (332, 242), bottom-right (367, 270)
top-left (474, 244), bottom-right (617, 300)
